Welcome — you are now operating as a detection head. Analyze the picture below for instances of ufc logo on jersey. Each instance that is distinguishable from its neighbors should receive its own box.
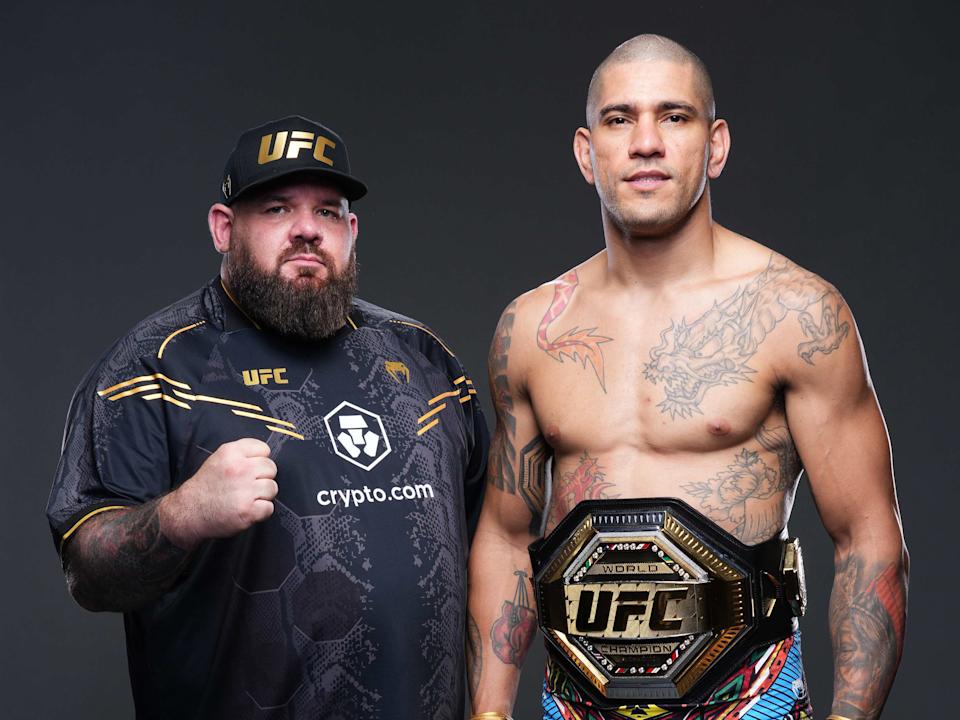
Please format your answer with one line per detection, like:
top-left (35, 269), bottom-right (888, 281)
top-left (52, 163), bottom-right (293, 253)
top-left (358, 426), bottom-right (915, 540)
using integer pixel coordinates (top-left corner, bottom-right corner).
top-left (258, 131), bottom-right (336, 166)
top-left (242, 368), bottom-right (289, 386)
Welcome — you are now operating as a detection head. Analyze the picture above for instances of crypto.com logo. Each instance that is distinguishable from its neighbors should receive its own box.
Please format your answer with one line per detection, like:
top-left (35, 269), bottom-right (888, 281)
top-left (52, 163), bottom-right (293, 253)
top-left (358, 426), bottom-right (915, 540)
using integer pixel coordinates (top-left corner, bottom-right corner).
top-left (323, 401), bottom-right (392, 471)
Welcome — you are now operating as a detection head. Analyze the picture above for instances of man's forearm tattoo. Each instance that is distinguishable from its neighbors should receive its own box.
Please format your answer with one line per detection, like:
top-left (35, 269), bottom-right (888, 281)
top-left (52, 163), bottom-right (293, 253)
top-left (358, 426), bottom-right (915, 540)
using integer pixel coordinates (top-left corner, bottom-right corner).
top-left (644, 254), bottom-right (850, 419)
top-left (830, 554), bottom-right (907, 719)
top-left (64, 498), bottom-right (192, 612)
top-left (490, 570), bottom-right (537, 667)
top-left (537, 270), bottom-right (613, 392)
top-left (488, 301), bottom-right (518, 493)
top-left (681, 424), bottom-right (801, 544)
top-left (466, 610), bottom-right (482, 702)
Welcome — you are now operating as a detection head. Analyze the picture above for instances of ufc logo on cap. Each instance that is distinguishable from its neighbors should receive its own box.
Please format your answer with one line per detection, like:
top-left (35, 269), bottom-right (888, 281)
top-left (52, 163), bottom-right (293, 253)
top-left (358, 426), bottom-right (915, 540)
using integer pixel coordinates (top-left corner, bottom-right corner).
top-left (258, 131), bottom-right (336, 166)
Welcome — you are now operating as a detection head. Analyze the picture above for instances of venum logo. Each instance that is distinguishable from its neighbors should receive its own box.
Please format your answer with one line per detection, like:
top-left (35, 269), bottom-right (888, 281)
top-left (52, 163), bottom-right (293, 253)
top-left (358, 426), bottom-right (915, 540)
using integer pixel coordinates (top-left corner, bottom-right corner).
top-left (384, 361), bottom-right (410, 384)
top-left (323, 401), bottom-right (391, 471)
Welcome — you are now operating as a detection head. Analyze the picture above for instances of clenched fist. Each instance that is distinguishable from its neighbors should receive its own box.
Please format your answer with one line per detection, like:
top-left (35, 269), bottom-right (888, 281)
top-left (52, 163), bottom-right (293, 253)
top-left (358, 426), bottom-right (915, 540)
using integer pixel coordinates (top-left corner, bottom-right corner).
top-left (159, 438), bottom-right (278, 550)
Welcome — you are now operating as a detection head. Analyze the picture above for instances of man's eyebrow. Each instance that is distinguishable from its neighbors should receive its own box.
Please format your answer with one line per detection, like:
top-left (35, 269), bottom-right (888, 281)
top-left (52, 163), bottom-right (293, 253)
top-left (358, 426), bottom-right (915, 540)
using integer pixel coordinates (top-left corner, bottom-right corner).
top-left (255, 193), bottom-right (343, 206)
top-left (257, 192), bottom-right (291, 204)
top-left (660, 101), bottom-right (699, 115)
top-left (597, 101), bottom-right (700, 117)
top-left (598, 103), bottom-right (635, 117)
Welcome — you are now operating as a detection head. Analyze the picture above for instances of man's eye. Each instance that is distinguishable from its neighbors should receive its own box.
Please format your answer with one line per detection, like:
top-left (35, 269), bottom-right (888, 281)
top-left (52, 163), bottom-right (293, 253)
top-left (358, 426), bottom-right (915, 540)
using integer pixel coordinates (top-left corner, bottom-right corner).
top-left (265, 205), bottom-right (285, 214)
top-left (608, 116), bottom-right (628, 125)
top-left (665, 115), bottom-right (685, 123)
top-left (319, 208), bottom-right (341, 219)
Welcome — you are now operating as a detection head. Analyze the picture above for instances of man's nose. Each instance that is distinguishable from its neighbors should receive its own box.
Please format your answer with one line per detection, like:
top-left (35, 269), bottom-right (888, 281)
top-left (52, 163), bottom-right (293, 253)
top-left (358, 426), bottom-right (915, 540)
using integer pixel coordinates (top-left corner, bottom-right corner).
top-left (628, 115), bottom-right (666, 158)
top-left (290, 209), bottom-right (322, 243)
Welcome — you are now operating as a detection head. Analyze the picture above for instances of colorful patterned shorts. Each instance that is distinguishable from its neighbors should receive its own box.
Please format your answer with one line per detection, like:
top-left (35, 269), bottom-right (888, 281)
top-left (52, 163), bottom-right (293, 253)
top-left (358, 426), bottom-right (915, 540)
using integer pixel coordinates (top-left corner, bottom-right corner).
top-left (542, 632), bottom-right (813, 720)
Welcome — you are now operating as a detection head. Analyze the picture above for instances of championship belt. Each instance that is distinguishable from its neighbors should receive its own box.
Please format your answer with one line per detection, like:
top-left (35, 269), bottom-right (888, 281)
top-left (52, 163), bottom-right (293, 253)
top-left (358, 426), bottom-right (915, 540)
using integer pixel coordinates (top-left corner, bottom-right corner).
top-left (529, 499), bottom-right (806, 706)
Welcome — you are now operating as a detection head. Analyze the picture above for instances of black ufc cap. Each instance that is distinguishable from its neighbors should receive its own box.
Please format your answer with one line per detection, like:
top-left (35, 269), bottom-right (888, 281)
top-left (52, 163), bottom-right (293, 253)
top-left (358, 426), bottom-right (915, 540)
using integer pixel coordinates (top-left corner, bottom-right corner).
top-left (219, 115), bottom-right (367, 205)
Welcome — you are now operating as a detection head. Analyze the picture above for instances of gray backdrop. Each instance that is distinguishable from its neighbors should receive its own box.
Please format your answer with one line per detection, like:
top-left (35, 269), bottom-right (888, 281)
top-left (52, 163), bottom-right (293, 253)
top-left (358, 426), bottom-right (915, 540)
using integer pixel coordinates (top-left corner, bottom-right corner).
top-left (3, 1), bottom-right (956, 718)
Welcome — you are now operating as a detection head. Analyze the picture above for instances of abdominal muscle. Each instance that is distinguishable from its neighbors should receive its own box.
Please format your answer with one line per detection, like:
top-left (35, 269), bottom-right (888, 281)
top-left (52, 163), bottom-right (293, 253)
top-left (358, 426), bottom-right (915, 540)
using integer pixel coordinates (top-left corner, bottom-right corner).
top-left (543, 431), bottom-right (802, 546)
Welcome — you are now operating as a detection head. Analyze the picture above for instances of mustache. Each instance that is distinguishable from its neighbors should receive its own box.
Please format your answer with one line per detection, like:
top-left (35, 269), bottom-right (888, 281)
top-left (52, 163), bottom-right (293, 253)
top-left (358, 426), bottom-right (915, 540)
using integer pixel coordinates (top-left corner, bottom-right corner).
top-left (278, 244), bottom-right (337, 266)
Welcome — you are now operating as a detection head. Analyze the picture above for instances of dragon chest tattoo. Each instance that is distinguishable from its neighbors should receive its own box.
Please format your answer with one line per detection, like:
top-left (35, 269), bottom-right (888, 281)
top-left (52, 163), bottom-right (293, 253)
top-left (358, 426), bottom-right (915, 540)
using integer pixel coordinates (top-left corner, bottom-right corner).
top-left (644, 255), bottom-right (850, 419)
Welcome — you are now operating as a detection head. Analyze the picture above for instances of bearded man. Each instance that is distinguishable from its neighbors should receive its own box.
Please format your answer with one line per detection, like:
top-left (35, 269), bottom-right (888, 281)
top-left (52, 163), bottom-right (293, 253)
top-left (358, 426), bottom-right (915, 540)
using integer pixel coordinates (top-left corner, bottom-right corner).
top-left (46, 116), bottom-right (488, 720)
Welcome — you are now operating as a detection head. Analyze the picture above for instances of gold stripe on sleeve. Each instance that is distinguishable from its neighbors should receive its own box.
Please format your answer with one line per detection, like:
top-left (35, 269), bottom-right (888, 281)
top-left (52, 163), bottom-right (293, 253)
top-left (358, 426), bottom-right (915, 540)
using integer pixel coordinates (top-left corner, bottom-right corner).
top-left (171, 389), bottom-right (263, 412)
top-left (417, 419), bottom-right (439, 436)
top-left (231, 409), bottom-right (296, 428)
top-left (267, 425), bottom-right (305, 440)
top-left (428, 389), bottom-right (460, 405)
top-left (59, 506), bottom-right (127, 551)
top-left (418, 403), bottom-right (447, 423)
top-left (98, 373), bottom-right (192, 397)
top-left (142, 393), bottom-right (191, 409)
top-left (107, 384), bottom-right (161, 401)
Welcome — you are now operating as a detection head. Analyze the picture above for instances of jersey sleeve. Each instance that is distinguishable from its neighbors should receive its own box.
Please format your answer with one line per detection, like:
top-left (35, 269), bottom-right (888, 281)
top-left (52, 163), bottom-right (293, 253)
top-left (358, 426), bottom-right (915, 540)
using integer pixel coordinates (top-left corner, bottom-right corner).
top-left (46, 352), bottom-right (175, 554)
top-left (403, 322), bottom-right (489, 538)
top-left (462, 385), bottom-right (489, 540)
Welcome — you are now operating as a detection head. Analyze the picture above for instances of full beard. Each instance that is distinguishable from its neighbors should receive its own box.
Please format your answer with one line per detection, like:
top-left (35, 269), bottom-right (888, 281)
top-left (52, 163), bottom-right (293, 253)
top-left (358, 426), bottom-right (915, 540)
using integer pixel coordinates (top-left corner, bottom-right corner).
top-left (225, 242), bottom-right (358, 342)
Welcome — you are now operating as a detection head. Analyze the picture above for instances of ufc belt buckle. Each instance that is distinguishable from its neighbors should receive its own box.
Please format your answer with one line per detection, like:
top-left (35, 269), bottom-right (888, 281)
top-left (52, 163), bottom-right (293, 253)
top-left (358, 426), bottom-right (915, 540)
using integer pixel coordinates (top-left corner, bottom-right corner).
top-left (529, 498), bottom-right (805, 705)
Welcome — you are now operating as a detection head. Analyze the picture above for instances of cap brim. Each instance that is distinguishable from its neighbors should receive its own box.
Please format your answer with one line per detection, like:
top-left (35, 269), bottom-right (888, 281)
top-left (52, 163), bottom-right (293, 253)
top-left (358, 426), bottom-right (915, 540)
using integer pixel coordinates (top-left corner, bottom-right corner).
top-left (226, 167), bottom-right (368, 205)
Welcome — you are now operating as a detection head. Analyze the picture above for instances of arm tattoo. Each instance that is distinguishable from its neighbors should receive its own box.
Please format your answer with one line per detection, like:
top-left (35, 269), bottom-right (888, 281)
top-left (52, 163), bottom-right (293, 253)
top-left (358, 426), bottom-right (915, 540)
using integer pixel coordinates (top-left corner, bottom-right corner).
top-left (644, 254), bottom-right (850, 419)
top-left (490, 570), bottom-right (537, 667)
top-left (64, 498), bottom-right (192, 612)
top-left (518, 435), bottom-right (551, 535)
top-left (546, 452), bottom-right (616, 532)
top-left (682, 424), bottom-right (800, 544)
top-left (466, 610), bottom-right (482, 703)
top-left (488, 301), bottom-right (518, 493)
top-left (830, 555), bottom-right (907, 719)
top-left (536, 270), bottom-right (612, 392)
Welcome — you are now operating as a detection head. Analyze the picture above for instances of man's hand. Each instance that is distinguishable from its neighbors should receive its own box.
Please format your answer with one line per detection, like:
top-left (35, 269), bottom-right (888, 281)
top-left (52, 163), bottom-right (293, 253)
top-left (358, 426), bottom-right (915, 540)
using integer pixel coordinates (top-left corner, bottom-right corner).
top-left (160, 438), bottom-right (278, 550)
top-left (63, 437), bottom-right (279, 612)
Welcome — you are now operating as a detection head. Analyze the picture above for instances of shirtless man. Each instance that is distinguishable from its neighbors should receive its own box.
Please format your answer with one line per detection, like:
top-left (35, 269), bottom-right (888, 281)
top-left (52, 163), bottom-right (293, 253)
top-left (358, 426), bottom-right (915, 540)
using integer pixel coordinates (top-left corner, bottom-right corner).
top-left (467, 35), bottom-right (907, 720)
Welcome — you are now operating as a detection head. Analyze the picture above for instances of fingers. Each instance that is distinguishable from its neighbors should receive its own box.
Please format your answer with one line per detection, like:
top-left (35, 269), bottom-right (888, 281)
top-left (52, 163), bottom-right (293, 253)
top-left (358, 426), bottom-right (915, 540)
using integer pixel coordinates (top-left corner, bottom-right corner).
top-left (252, 457), bottom-right (278, 480)
top-left (252, 478), bottom-right (279, 501)
top-left (227, 438), bottom-right (272, 457)
top-left (250, 498), bottom-right (275, 523)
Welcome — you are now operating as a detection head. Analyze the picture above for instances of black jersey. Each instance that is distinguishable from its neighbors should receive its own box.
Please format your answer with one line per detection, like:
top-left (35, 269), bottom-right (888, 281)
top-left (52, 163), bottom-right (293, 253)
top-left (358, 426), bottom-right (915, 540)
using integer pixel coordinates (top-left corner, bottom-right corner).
top-left (47, 278), bottom-right (488, 720)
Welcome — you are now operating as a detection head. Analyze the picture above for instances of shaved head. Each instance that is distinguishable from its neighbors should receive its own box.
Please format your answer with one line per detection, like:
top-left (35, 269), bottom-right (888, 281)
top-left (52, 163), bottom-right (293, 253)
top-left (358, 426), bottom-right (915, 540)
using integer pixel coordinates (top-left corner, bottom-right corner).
top-left (586, 34), bottom-right (715, 126)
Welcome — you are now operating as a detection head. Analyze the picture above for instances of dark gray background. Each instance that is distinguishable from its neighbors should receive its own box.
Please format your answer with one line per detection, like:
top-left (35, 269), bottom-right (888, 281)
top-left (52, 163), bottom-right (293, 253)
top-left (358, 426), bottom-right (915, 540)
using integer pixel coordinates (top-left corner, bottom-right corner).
top-left (2, 1), bottom-right (956, 718)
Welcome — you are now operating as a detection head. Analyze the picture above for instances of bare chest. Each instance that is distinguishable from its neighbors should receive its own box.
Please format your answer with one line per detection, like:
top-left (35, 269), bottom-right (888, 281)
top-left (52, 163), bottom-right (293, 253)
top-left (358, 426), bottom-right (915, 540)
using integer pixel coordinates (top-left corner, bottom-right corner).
top-left (526, 300), bottom-right (784, 456)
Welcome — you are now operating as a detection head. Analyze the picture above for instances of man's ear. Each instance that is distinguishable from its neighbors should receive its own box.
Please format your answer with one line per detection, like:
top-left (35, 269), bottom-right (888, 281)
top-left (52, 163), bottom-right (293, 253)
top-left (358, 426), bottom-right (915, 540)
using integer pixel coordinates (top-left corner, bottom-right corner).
top-left (208, 203), bottom-right (235, 254)
top-left (707, 119), bottom-right (731, 180)
top-left (573, 127), bottom-right (596, 186)
top-left (348, 211), bottom-right (359, 244)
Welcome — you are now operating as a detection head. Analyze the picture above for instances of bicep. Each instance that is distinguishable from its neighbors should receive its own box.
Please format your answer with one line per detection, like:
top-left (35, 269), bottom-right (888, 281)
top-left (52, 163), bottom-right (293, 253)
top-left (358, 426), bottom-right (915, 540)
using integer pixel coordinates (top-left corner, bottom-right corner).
top-left (784, 316), bottom-right (900, 548)
top-left (484, 390), bottom-right (549, 539)
top-left (482, 298), bottom-right (551, 540)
